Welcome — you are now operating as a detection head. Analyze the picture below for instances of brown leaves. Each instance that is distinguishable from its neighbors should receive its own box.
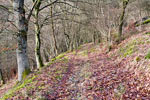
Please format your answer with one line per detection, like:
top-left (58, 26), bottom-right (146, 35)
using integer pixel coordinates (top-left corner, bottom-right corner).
top-left (2, 36), bottom-right (150, 99)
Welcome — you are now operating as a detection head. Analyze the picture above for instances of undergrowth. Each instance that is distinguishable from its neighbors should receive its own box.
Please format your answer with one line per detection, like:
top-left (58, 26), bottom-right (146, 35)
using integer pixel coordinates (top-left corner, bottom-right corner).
top-left (145, 50), bottom-right (150, 59)
top-left (119, 37), bottom-right (145, 57)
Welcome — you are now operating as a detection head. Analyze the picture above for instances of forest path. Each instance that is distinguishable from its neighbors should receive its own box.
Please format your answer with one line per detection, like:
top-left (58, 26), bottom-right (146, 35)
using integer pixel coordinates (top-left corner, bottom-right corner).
top-left (42, 44), bottom-right (123, 99)
top-left (47, 43), bottom-right (150, 100)
top-left (1, 37), bottom-right (150, 99)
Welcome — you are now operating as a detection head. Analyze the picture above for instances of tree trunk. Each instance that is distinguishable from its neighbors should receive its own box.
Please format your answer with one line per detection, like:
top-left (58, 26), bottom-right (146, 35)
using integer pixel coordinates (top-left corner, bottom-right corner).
top-left (50, 6), bottom-right (58, 57)
top-left (13, 0), bottom-right (30, 81)
top-left (93, 32), bottom-right (96, 44)
top-left (70, 33), bottom-right (75, 51)
top-left (34, 0), bottom-right (44, 69)
top-left (43, 49), bottom-right (49, 62)
top-left (107, 28), bottom-right (112, 52)
top-left (0, 57), bottom-right (3, 84)
top-left (118, 0), bottom-right (129, 42)
top-left (64, 30), bottom-right (70, 50)
top-left (0, 69), bottom-right (4, 84)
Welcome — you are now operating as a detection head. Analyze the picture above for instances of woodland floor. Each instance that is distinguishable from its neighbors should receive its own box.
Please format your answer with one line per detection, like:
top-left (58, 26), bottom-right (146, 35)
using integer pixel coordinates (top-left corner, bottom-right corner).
top-left (1, 33), bottom-right (150, 100)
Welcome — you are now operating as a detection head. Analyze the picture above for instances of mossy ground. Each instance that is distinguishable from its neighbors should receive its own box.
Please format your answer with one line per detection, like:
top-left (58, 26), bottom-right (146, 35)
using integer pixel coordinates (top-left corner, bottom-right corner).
top-left (1, 75), bottom-right (37, 100)
top-left (118, 36), bottom-right (146, 57)
top-left (145, 50), bottom-right (150, 59)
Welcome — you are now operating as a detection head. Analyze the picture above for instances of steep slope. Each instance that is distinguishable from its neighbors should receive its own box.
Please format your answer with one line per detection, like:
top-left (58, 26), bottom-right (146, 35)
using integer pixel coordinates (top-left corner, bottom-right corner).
top-left (1, 33), bottom-right (150, 99)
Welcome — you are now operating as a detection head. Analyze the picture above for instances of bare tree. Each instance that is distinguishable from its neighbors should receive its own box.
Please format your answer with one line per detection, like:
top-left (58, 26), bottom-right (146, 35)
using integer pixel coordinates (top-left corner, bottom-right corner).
top-left (118, 0), bottom-right (129, 42)
top-left (50, 5), bottom-right (58, 56)
top-left (33, 0), bottom-right (44, 68)
top-left (13, 0), bottom-right (30, 81)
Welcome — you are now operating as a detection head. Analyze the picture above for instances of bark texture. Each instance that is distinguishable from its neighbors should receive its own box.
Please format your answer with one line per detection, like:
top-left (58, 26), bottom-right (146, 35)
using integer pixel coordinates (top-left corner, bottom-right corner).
top-left (118, 0), bottom-right (129, 42)
top-left (34, 0), bottom-right (44, 68)
top-left (50, 5), bottom-right (58, 57)
top-left (0, 69), bottom-right (4, 84)
top-left (13, 0), bottom-right (30, 81)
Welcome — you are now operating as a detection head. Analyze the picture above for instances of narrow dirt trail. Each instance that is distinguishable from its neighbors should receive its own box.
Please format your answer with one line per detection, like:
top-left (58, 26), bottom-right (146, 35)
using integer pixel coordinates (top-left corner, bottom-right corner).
top-left (45, 44), bottom-right (150, 100)
top-left (44, 46), bottom-right (117, 99)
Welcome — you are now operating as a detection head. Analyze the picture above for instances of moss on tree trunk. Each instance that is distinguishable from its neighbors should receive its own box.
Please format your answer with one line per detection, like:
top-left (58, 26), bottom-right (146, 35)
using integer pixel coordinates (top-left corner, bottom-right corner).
top-left (34, 0), bottom-right (44, 69)
top-left (22, 68), bottom-right (31, 80)
top-left (118, 0), bottom-right (129, 42)
top-left (135, 19), bottom-right (150, 27)
top-left (13, 0), bottom-right (30, 81)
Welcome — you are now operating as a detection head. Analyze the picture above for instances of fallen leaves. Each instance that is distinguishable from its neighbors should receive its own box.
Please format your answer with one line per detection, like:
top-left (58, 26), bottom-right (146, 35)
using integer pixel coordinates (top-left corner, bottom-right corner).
top-left (1, 34), bottom-right (150, 99)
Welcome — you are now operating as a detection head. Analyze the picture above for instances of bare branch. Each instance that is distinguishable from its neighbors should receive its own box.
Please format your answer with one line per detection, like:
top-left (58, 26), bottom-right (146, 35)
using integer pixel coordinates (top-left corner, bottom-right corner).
top-left (39, 0), bottom-right (59, 11)
top-left (0, 5), bottom-right (13, 13)
top-left (0, 5), bottom-right (9, 11)
top-left (27, 0), bottom-right (39, 22)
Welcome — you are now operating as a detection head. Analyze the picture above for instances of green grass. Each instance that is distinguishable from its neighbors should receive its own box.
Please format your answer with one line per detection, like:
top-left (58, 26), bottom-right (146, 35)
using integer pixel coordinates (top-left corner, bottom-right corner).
top-left (123, 45), bottom-right (135, 57)
top-left (145, 51), bottom-right (150, 59)
top-left (55, 70), bottom-right (62, 74)
top-left (55, 75), bottom-right (62, 80)
top-left (119, 43), bottom-right (136, 57)
top-left (45, 52), bottom-right (68, 67)
top-left (119, 38), bottom-right (145, 57)
top-left (51, 53), bottom-right (66, 62)
top-left (145, 32), bottom-right (150, 35)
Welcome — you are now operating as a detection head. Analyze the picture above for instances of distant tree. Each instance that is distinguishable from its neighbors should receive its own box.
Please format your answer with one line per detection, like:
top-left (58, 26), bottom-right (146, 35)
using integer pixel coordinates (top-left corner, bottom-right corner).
top-left (118, 0), bottom-right (129, 42)
top-left (0, 69), bottom-right (4, 85)
top-left (50, 5), bottom-right (58, 56)
top-left (140, 0), bottom-right (150, 15)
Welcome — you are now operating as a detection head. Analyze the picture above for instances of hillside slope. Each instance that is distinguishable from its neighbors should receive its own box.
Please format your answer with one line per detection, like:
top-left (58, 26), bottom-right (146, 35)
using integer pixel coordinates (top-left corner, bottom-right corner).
top-left (1, 33), bottom-right (150, 99)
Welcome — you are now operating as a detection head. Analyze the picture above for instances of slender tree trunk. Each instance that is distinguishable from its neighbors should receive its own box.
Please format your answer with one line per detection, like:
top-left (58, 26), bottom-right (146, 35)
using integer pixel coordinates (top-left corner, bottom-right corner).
top-left (63, 26), bottom-right (70, 50)
top-left (107, 28), bottom-right (112, 52)
top-left (138, 0), bottom-right (142, 32)
top-left (93, 32), bottom-right (96, 44)
top-left (43, 49), bottom-right (49, 62)
top-left (107, 5), bottom-right (112, 52)
top-left (70, 33), bottom-right (75, 51)
top-left (62, 13), bottom-right (70, 50)
top-left (0, 69), bottom-right (4, 84)
top-left (64, 32), bottom-right (70, 49)
top-left (0, 57), bottom-right (3, 84)
top-left (34, 0), bottom-right (44, 69)
top-left (13, 0), bottom-right (30, 81)
top-left (118, 0), bottom-right (129, 42)
top-left (50, 5), bottom-right (58, 56)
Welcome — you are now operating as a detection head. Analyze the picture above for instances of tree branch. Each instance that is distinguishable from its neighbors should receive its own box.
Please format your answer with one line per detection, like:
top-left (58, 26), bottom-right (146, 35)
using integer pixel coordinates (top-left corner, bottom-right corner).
top-left (27, 0), bottom-right (39, 22)
top-left (0, 5), bottom-right (13, 13)
top-left (39, 0), bottom-right (58, 11)
top-left (0, 5), bottom-right (9, 11)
